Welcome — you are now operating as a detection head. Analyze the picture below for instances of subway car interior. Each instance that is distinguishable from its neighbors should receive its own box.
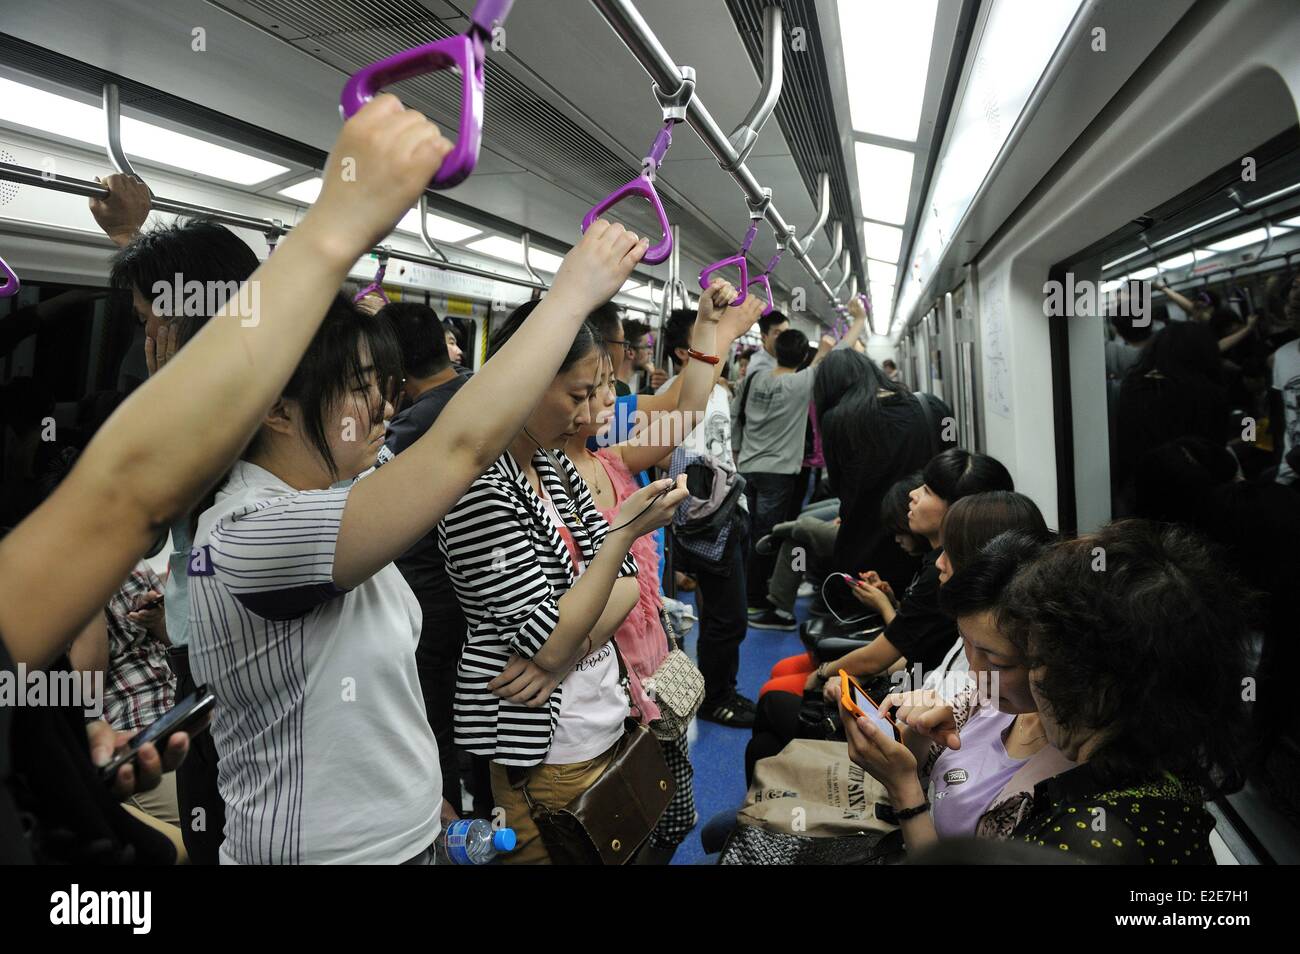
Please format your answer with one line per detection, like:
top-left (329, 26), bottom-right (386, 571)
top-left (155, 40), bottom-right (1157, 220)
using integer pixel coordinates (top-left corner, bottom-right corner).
top-left (1, 0), bottom-right (1299, 878)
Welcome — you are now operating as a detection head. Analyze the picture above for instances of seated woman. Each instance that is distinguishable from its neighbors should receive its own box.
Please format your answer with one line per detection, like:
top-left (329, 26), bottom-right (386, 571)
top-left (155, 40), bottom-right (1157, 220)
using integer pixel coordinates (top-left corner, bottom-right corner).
top-left (562, 280), bottom-right (760, 862)
top-left (744, 451), bottom-right (1013, 784)
top-left (1000, 520), bottom-right (1251, 863)
top-left (759, 472), bottom-right (926, 696)
top-left (439, 310), bottom-right (687, 865)
top-left (846, 519), bottom-right (1252, 864)
top-left (840, 525), bottom-right (1073, 854)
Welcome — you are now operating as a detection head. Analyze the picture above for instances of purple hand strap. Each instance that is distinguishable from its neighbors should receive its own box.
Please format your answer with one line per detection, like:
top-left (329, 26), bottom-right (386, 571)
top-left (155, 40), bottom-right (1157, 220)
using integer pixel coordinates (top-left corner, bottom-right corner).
top-left (582, 122), bottom-right (675, 265)
top-left (339, 0), bottom-right (514, 189)
top-left (353, 260), bottom-right (390, 305)
top-left (0, 255), bottom-right (18, 298)
top-left (699, 222), bottom-right (761, 306)
top-left (744, 249), bottom-right (783, 316)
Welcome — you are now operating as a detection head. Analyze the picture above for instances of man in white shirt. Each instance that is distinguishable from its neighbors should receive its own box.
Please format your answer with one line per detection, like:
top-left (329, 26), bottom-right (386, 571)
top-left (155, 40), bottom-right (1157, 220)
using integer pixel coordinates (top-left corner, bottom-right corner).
top-left (745, 311), bottom-right (789, 379)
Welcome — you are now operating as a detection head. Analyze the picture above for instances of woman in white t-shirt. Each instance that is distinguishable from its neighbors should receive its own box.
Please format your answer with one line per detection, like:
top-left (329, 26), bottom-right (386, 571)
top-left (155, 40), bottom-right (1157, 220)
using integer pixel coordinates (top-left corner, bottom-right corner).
top-left (188, 221), bottom-right (650, 864)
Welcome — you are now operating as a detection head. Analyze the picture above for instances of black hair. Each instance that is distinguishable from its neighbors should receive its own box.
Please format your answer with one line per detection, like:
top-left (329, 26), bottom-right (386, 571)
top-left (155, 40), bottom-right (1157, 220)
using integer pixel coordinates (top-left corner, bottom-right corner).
top-left (110, 219), bottom-right (260, 345)
top-left (774, 328), bottom-right (809, 368)
top-left (249, 293), bottom-right (403, 481)
top-left (999, 519), bottom-right (1254, 795)
top-left (378, 301), bottom-right (450, 378)
top-left (939, 490), bottom-right (1050, 577)
top-left (880, 471), bottom-right (928, 552)
top-left (586, 301), bottom-right (623, 346)
top-left (622, 318), bottom-right (650, 346)
top-left (813, 350), bottom-right (912, 481)
top-left (1110, 312), bottom-right (1153, 345)
top-left (922, 448), bottom-right (1014, 505)
top-left (663, 308), bottom-right (696, 368)
top-left (882, 359), bottom-right (898, 370)
top-left (939, 529), bottom-right (1048, 619)
top-left (487, 298), bottom-right (598, 373)
top-left (758, 310), bottom-right (788, 337)
top-left (1133, 436), bottom-right (1238, 523)
top-left (1133, 320), bottom-right (1223, 386)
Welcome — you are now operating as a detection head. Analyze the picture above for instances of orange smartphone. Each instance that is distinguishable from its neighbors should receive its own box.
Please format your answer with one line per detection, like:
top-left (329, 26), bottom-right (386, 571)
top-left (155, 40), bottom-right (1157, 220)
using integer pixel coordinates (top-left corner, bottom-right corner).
top-left (839, 669), bottom-right (899, 740)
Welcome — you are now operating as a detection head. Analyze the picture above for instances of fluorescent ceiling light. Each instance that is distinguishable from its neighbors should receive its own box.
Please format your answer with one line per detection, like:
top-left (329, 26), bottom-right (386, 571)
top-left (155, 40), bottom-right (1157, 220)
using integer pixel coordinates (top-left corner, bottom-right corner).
top-left (468, 235), bottom-right (566, 272)
top-left (1282, 216), bottom-right (1300, 229)
top-left (898, 0), bottom-right (1080, 321)
top-left (395, 208), bottom-right (481, 243)
top-left (837, 0), bottom-right (938, 141)
top-left (1157, 252), bottom-right (1196, 271)
top-left (1152, 210), bottom-right (1235, 248)
top-left (863, 222), bottom-right (904, 263)
top-left (279, 178), bottom-right (323, 204)
top-left (622, 283), bottom-right (658, 302)
top-left (855, 143), bottom-right (915, 225)
top-left (867, 260), bottom-right (897, 286)
top-left (1207, 228), bottom-right (1269, 253)
top-left (1247, 182), bottom-right (1300, 206)
top-left (281, 178), bottom-right (480, 242)
top-left (0, 77), bottom-right (287, 185)
top-left (1102, 248), bottom-right (1146, 271)
top-left (1129, 266), bottom-right (1158, 281)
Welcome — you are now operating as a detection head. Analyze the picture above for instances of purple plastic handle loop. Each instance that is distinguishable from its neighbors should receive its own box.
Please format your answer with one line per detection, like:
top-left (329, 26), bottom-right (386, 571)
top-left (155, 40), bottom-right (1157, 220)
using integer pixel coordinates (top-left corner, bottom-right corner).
top-left (581, 121), bottom-right (676, 265)
top-left (353, 259), bottom-right (390, 306)
top-left (338, 0), bottom-right (514, 189)
top-left (745, 272), bottom-right (773, 316)
top-left (0, 255), bottom-right (18, 298)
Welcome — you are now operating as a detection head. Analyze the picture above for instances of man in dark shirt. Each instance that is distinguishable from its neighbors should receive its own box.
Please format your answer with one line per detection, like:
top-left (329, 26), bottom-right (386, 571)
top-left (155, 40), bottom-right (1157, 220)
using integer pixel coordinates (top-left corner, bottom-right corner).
top-left (380, 302), bottom-right (473, 813)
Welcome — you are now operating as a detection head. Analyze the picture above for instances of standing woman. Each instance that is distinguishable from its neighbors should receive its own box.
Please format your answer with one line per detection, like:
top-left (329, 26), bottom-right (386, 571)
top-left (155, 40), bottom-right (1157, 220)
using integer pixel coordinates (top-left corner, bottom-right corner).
top-left (439, 308), bottom-right (688, 865)
top-left (564, 281), bottom-right (760, 861)
top-left (187, 221), bottom-right (648, 865)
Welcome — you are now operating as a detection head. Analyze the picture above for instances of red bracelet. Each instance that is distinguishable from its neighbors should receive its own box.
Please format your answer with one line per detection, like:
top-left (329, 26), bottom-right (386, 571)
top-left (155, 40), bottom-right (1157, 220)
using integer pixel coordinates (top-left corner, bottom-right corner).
top-left (686, 348), bottom-right (720, 365)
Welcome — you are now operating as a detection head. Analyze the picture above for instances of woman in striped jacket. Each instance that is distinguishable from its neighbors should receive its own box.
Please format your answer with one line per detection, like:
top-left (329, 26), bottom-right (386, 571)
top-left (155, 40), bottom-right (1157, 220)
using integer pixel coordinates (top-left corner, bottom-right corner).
top-left (438, 306), bottom-right (687, 865)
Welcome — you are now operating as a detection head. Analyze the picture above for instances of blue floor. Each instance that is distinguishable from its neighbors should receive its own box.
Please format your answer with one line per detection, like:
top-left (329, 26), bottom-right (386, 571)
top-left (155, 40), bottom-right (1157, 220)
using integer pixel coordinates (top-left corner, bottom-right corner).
top-left (670, 591), bottom-right (809, 865)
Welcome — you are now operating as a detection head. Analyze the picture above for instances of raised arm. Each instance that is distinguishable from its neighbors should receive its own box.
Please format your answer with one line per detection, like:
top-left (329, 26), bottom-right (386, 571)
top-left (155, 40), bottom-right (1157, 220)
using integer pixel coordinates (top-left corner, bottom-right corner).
top-left (613, 281), bottom-right (761, 475)
top-left (834, 296), bottom-right (869, 350)
top-left (332, 223), bottom-right (649, 588)
top-left (0, 95), bottom-right (453, 668)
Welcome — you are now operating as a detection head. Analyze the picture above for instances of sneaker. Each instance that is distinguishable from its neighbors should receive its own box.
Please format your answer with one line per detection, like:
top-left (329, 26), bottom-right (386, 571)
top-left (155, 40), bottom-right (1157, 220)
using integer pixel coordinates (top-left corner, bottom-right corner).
top-left (747, 605), bottom-right (769, 619)
top-left (699, 693), bottom-right (757, 728)
top-left (796, 581), bottom-right (817, 599)
top-left (749, 608), bottom-right (796, 631)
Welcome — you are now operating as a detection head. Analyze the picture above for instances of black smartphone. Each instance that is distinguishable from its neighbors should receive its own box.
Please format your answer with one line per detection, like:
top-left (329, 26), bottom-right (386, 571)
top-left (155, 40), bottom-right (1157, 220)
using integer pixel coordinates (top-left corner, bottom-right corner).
top-left (98, 686), bottom-right (215, 783)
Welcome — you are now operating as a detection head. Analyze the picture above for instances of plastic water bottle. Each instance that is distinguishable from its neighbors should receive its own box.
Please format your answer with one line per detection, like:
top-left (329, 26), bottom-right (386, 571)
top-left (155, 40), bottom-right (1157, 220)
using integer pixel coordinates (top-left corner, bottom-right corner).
top-left (438, 819), bottom-right (517, 865)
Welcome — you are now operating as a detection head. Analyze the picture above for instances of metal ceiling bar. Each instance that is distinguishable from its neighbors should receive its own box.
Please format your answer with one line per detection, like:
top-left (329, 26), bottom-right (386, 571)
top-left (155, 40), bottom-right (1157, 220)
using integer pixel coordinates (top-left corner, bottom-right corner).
top-left (102, 83), bottom-right (140, 179)
top-left (724, 4), bottom-right (784, 171)
top-left (590, 0), bottom-right (844, 318)
top-left (0, 160), bottom-right (550, 292)
top-left (417, 193), bottom-right (451, 263)
top-left (802, 172), bottom-right (831, 254)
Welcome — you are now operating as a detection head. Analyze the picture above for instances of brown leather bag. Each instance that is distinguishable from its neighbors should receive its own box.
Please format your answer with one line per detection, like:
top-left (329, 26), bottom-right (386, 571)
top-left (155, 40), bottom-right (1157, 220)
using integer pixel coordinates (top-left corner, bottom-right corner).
top-left (520, 716), bottom-right (675, 864)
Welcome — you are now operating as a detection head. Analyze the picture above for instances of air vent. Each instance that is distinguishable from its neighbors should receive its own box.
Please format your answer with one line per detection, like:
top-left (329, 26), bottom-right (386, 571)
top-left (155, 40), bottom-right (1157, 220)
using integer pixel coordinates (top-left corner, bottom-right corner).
top-left (727, 0), bottom-right (862, 284)
top-left (0, 148), bottom-right (18, 206)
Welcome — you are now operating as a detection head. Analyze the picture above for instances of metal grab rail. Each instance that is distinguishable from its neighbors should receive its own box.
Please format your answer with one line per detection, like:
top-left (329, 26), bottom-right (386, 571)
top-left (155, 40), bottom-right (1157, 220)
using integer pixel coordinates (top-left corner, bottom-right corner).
top-left (0, 160), bottom-right (553, 292)
top-left (590, 0), bottom-right (848, 322)
top-left (724, 4), bottom-right (784, 171)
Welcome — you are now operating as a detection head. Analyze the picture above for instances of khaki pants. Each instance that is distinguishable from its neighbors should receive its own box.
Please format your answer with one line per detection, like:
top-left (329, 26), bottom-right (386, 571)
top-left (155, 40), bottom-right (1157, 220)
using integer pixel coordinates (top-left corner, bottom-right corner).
top-left (490, 746), bottom-right (618, 865)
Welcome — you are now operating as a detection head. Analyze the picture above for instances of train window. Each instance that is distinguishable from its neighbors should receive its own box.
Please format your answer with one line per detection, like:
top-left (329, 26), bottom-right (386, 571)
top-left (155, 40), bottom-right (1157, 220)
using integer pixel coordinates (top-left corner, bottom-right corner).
top-left (1054, 124), bottom-right (1300, 862)
top-left (1, 281), bottom-right (127, 529)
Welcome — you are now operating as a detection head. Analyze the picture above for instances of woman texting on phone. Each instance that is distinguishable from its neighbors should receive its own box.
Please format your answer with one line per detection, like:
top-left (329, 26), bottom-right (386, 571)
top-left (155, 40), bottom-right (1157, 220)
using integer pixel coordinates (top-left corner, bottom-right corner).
top-left (439, 310), bottom-right (688, 865)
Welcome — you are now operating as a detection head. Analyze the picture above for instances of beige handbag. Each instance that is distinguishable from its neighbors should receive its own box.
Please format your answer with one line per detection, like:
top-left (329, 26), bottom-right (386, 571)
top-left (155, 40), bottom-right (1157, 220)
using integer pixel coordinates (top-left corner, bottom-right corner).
top-left (738, 739), bottom-right (898, 838)
top-left (644, 608), bottom-right (705, 741)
